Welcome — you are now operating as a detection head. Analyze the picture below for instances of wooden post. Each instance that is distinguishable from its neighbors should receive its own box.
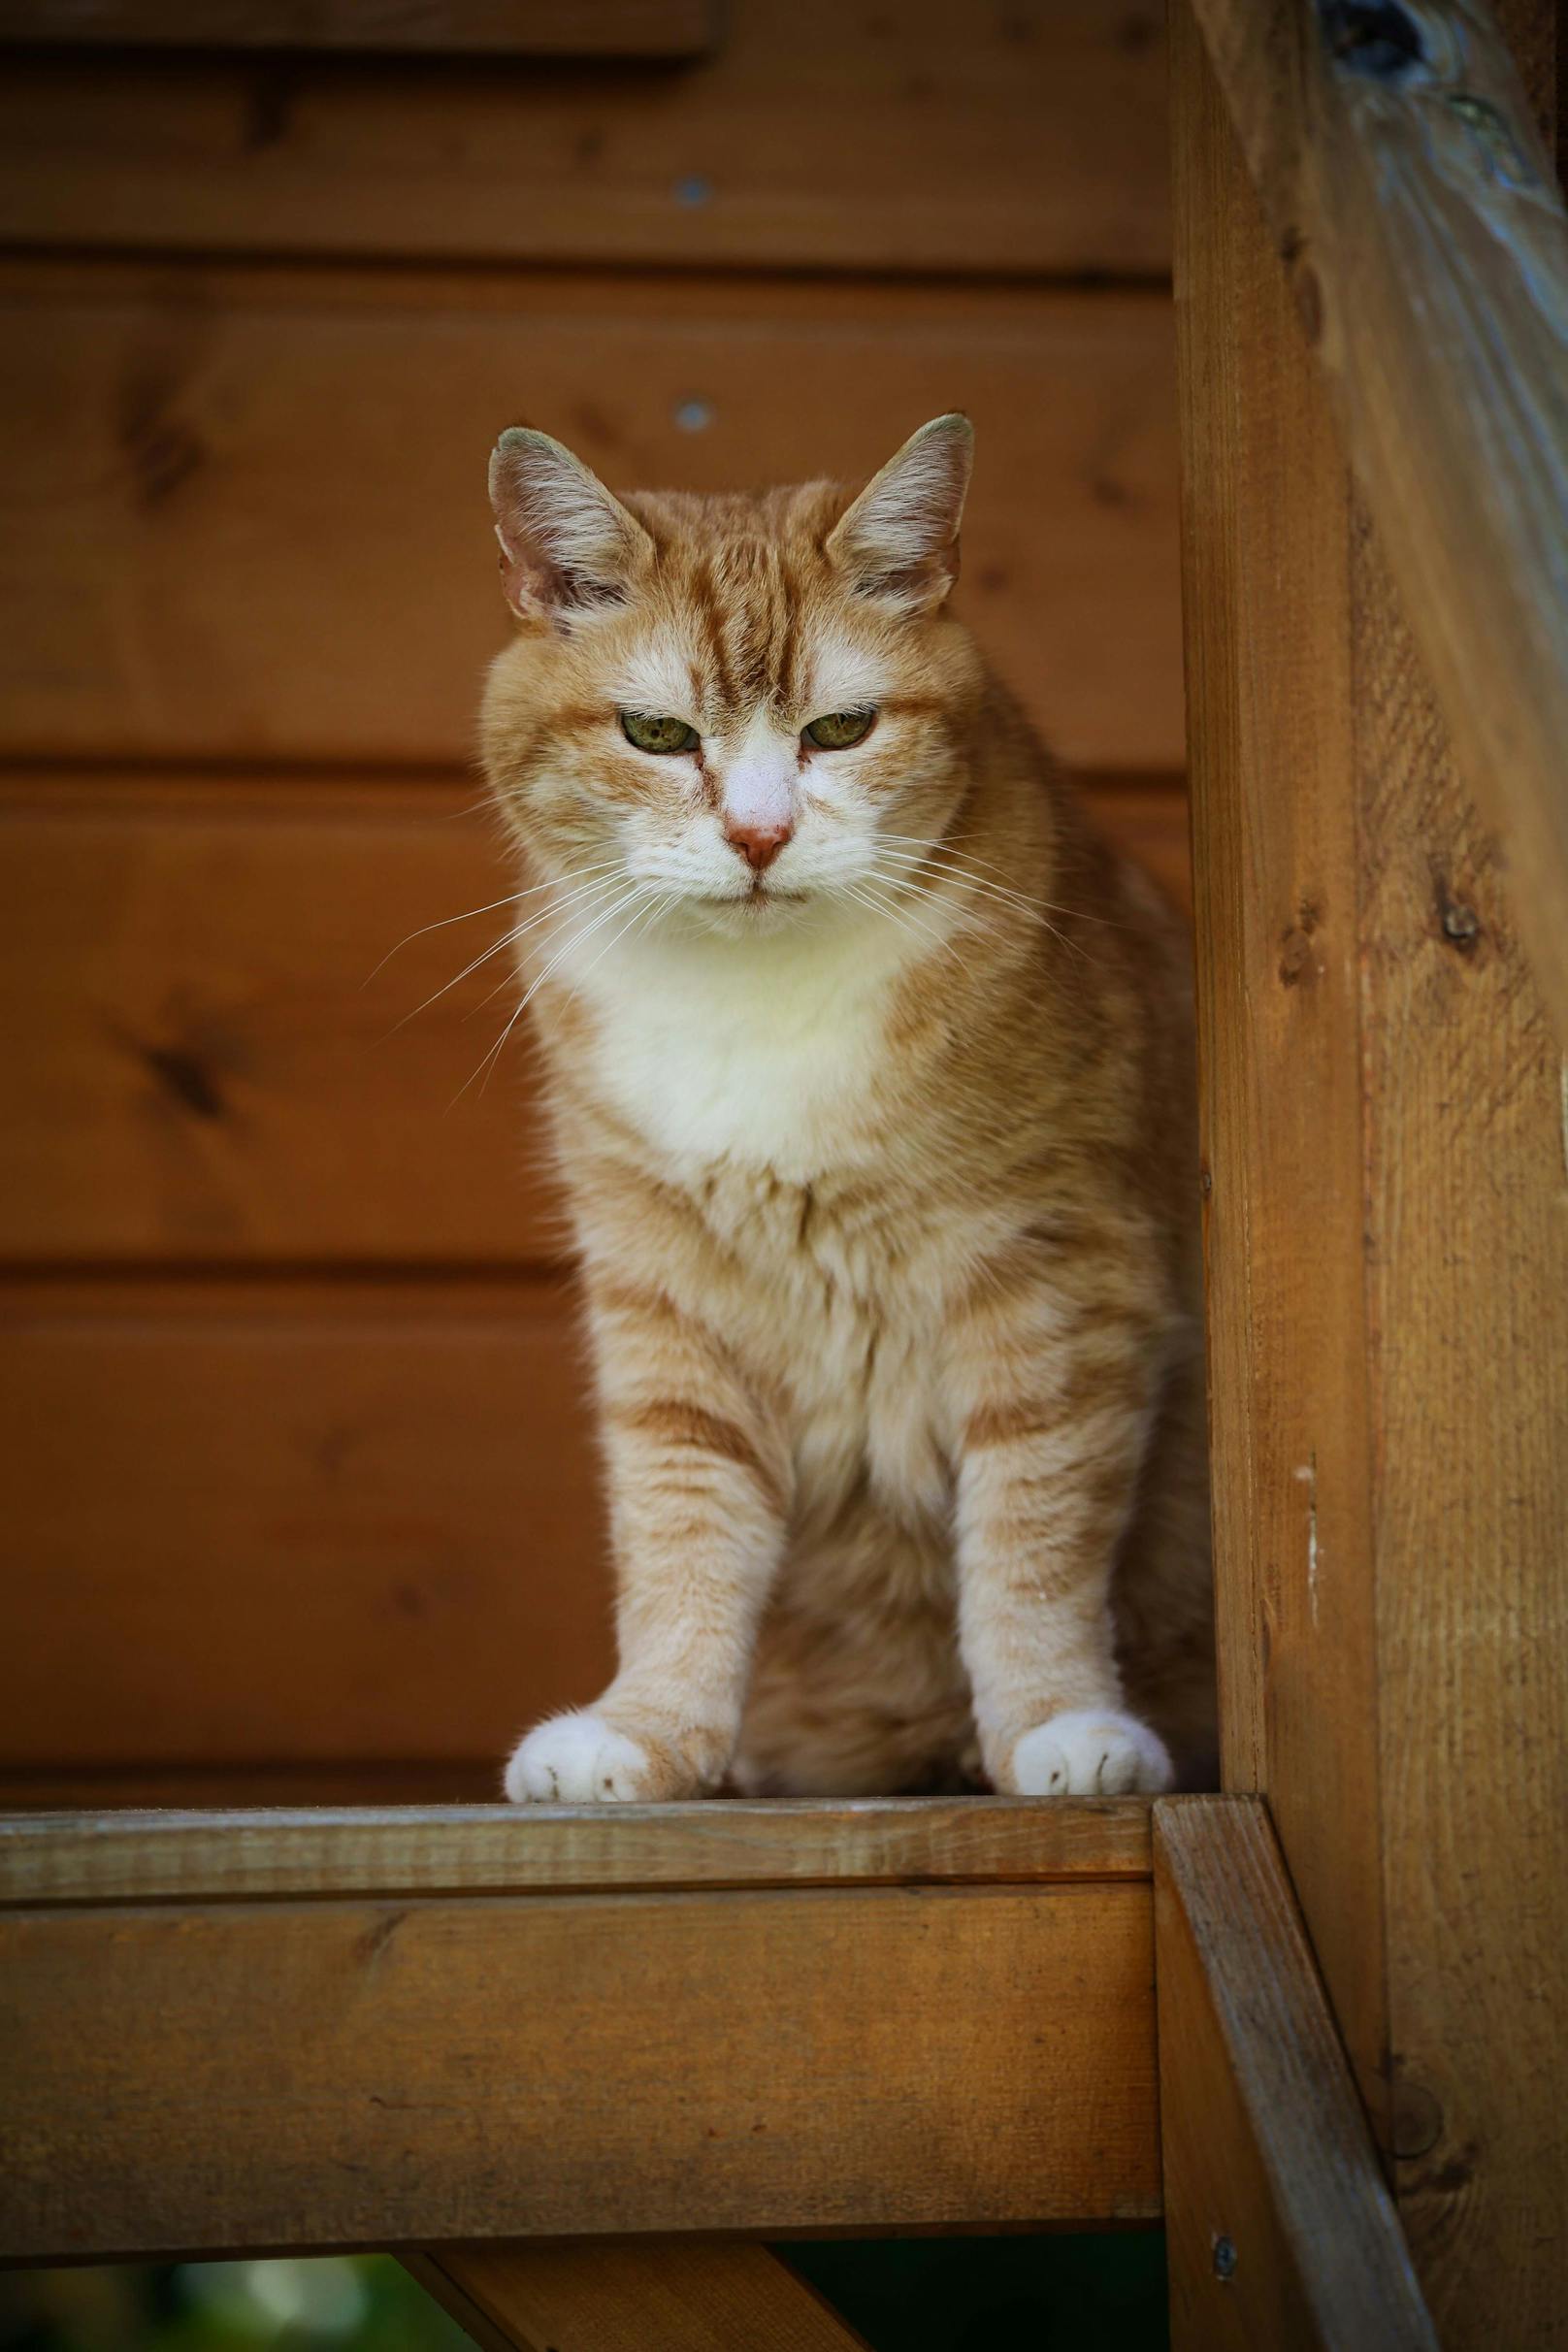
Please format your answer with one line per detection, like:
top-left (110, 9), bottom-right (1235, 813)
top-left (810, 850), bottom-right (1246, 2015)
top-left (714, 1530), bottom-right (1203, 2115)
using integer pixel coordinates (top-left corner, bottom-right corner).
top-left (1171, 0), bottom-right (1568, 2341)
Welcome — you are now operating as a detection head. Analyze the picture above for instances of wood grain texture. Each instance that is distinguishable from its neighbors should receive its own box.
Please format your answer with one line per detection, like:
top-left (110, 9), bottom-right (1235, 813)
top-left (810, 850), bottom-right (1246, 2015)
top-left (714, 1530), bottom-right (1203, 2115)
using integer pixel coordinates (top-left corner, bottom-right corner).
top-left (0, 0), bottom-right (712, 53)
top-left (1190, 0), bottom-right (1568, 1044)
top-left (1174, 2), bottom-right (1568, 2338)
top-left (0, 1762), bottom-right (506, 1809)
top-left (0, 1796), bottom-right (1153, 1905)
top-left (0, 1880), bottom-right (1160, 2258)
top-left (1155, 1797), bottom-right (1436, 2352)
top-left (0, 1278), bottom-right (613, 1765)
top-left (0, 772), bottom-right (1189, 1267)
top-left (0, 263), bottom-right (1182, 773)
top-left (0, 776), bottom-right (559, 1266)
top-left (1170, 0), bottom-right (1388, 2134)
top-left (0, 1), bottom-right (1167, 276)
top-left (409, 2244), bottom-right (867, 2352)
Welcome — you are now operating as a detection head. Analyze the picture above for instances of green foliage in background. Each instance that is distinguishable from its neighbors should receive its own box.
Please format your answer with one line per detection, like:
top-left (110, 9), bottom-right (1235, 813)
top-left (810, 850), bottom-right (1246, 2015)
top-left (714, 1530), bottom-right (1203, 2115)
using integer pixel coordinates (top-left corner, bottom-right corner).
top-left (1, 2237), bottom-right (1167, 2352)
top-left (0, 2257), bottom-right (469, 2352)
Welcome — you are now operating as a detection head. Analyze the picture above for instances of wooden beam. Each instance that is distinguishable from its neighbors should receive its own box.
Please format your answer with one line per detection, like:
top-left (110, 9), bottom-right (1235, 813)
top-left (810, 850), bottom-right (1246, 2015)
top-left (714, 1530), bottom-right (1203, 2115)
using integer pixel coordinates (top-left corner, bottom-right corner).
top-left (1155, 1797), bottom-right (1436, 2351)
top-left (1172, 1), bottom-right (1568, 2338)
top-left (408, 2244), bottom-right (868, 2352)
top-left (0, 2), bottom-right (1171, 278)
top-left (0, 1808), bottom-right (1160, 2259)
top-left (1187, 0), bottom-right (1568, 1041)
top-left (0, 1795), bottom-right (1152, 1904)
top-left (0, 0), bottom-right (713, 56)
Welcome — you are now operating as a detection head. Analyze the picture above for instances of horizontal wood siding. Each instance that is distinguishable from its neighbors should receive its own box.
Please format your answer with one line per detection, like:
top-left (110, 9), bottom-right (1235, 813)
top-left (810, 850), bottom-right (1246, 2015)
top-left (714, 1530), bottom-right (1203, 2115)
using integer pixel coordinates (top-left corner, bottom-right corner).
top-left (0, 1), bottom-right (1167, 274)
top-left (1, 775), bottom-right (1188, 1266)
top-left (0, 267), bottom-right (1182, 773)
top-left (1, 1280), bottom-right (613, 1765)
top-left (1, 8), bottom-right (1186, 1782)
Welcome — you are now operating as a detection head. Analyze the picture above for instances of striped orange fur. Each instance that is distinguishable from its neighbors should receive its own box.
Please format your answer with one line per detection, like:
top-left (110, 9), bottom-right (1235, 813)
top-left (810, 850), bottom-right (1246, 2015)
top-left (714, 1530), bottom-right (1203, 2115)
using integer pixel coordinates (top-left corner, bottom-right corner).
top-left (481, 416), bottom-right (1214, 1802)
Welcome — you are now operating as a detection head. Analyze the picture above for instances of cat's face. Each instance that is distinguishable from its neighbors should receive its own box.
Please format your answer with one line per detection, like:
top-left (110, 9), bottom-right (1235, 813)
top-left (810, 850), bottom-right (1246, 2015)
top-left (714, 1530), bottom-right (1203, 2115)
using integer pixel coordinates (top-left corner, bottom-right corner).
top-left (481, 417), bottom-right (984, 940)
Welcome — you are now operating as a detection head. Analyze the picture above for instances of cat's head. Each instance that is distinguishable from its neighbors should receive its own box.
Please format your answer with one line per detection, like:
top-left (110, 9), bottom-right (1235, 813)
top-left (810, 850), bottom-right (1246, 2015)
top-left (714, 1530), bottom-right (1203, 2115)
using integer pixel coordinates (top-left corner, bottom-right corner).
top-left (480, 416), bottom-right (983, 938)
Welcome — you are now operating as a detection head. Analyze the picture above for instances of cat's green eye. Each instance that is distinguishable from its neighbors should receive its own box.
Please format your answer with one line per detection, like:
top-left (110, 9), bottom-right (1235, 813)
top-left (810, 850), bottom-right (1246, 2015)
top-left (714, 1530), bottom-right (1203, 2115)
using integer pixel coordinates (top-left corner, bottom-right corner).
top-left (803, 708), bottom-right (876, 751)
top-left (619, 710), bottom-right (700, 756)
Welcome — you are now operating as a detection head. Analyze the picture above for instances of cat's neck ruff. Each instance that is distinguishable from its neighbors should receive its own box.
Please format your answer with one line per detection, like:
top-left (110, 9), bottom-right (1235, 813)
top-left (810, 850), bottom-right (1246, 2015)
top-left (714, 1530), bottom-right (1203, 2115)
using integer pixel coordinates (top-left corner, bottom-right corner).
top-left (546, 892), bottom-right (941, 1182)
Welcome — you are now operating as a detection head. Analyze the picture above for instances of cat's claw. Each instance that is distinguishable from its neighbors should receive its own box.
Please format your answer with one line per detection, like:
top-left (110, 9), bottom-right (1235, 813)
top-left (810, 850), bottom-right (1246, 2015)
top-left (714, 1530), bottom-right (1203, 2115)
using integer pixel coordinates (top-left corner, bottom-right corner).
top-left (1007, 1709), bottom-right (1173, 1797)
top-left (505, 1711), bottom-right (661, 1804)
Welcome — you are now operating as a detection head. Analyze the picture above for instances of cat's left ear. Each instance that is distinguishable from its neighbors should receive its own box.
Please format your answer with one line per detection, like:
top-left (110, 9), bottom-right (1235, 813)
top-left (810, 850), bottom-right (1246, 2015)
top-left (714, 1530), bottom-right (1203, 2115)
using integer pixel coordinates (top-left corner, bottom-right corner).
top-left (826, 413), bottom-right (973, 614)
top-left (489, 425), bottom-right (653, 628)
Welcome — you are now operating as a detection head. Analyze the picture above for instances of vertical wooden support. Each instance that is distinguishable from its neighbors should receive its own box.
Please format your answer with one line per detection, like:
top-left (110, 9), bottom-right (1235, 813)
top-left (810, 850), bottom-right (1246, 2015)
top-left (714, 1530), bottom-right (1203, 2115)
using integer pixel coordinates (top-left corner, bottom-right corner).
top-left (1171, 1), bottom-right (1568, 2342)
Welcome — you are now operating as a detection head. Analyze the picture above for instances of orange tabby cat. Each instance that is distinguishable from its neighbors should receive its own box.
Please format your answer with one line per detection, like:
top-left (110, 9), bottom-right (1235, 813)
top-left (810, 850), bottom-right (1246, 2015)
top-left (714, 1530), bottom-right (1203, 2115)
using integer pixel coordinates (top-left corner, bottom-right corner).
top-left (480, 414), bottom-right (1214, 1802)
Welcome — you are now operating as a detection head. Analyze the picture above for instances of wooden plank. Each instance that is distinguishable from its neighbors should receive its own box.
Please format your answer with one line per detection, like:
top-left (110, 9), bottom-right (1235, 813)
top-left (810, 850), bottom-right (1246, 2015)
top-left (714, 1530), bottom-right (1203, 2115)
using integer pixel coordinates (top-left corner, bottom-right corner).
top-left (0, 1278), bottom-right (613, 1766)
top-left (0, 771), bottom-right (1188, 1267)
top-left (0, 1), bottom-right (1168, 276)
top-left (0, 264), bottom-right (1183, 773)
top-left (0, 1880), bottom-right (1160, 2257)
top-left (0, 775), bottom-right (558, 1266)
top-left (0, 0), bottom-right (712, 54)
top-left (1189, 0), bottom-right (1568, 1044)
top-left (1172, 3), bottom-right (1568, 2339)
top-left (1155, 1796), bottom-right (1436, 2352)
top-left (1170, 0), bottom-right (1387, 2109)
top-left (0, 1796), bottom-right (1153, 1906)
top-left (410, 2244), bottom-right (867, 2352)
top-left (0, 1762), bottom-right (504, 1809)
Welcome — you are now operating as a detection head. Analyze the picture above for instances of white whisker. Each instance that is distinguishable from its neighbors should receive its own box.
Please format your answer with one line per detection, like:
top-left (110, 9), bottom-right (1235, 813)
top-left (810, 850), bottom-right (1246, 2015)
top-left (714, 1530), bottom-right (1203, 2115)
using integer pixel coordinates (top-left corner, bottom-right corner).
top-left (874, 848), bottom-right (1092, 958)
top-left (387, 869), bottom-right (628, 1035)
top-left (365, 857), bottom-right (626, 982)
top-left (455, 882), bottom-right (646, 1103)
top-left (876, 833), bottom-right (1127, 927)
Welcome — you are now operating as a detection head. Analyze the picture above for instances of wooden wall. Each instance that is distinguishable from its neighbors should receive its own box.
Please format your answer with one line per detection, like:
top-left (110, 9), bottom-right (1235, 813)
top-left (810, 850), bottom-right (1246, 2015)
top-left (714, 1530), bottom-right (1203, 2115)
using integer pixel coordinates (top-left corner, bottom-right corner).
top-left (0, 1), bottom-right (1186, 1798)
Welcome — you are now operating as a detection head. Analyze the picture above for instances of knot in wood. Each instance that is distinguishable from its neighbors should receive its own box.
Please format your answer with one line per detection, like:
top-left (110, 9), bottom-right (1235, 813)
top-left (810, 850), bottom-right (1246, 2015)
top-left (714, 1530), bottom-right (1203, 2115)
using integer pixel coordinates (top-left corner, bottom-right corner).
top-left (1320, 0), bottom-right (1425, 80)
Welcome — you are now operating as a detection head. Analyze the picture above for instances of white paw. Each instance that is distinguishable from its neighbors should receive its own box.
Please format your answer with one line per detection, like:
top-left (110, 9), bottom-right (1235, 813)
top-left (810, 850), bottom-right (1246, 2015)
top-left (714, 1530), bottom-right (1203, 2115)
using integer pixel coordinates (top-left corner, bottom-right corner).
top-left (504, 1711), bottom-right (656, 1804)
top-left (1009, 1709), bottom-right (1174, 1797)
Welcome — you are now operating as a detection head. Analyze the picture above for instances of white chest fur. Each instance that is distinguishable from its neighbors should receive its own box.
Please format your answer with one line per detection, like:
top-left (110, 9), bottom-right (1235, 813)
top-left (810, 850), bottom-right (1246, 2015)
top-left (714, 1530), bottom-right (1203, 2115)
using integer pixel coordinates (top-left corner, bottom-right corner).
top-left (552, 904), bottom-right (918, 1181)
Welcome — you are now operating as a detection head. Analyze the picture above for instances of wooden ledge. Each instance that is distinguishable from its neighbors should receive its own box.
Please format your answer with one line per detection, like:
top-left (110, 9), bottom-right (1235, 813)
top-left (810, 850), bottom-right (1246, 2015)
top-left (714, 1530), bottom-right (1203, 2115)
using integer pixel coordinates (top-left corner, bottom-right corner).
top-left (0, 1794), bottom-right (1152, 1907)
top-left (0, 1797), bottom-right (1159, 2258)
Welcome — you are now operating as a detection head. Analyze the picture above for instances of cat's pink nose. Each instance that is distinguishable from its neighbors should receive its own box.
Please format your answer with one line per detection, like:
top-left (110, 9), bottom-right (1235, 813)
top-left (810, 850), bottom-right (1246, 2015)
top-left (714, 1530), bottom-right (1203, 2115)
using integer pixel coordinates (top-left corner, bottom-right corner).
top-left (725, 819), bottom-right (792, 872)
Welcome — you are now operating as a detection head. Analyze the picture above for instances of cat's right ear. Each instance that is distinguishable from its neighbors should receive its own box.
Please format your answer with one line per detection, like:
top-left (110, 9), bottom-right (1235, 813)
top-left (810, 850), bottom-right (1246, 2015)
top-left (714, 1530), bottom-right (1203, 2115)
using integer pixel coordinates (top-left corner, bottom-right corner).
top-left (488, 427), bottom-right (653, 627)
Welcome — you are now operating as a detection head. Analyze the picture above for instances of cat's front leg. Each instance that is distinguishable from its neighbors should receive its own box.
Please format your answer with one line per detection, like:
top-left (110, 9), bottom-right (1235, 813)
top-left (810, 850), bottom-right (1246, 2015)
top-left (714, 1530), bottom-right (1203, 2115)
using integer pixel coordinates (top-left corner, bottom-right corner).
top-left (506, 1284), bottom-right (790, 1805)
top-left (946, 1265), bottom-right (1175, 1798)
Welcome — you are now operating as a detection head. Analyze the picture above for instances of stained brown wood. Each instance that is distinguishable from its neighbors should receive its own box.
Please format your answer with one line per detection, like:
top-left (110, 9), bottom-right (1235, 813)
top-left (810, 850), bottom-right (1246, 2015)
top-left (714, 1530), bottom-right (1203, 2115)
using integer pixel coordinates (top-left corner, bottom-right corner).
top-left (1155, 1796), bottom-right (1436, 2352)
top-left (0, 0), bottom-right (711, 53)
top-left (0, 775), bottom-right (559, 1265)
top-left (1189, 0), bottom-right (1568, 1043)
top-left (0, 1879), bottom-right (1160, 2258)
top-left (0, 264), bottom-right (1183, 773)
top-left (1173, 1), bottom-right (1568, 2339)
top-left (0, 1), bottom-right (1168, 277)
top-left (1170, 0), bottom-right (1387, 2117)
top-left (410, 2244), bottom-right (867, 2352)
top-left (0, 1762), bottom-right (504, 1808)
top-left (0, 772), bottom-right (1189, 1267)
top-left (0, 1795), bottom-right (1153, 1905)
top-left (0, 1278), bottom-right (613, 1765)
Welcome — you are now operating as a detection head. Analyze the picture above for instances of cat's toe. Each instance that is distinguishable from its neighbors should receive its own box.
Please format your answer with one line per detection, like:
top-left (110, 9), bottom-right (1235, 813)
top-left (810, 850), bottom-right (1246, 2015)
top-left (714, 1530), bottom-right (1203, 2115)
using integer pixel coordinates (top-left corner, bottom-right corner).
top-left (504, 1711), bottom-right (659, 1803)
top-left (1008, 1709), bottom-right (1173, 1797)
